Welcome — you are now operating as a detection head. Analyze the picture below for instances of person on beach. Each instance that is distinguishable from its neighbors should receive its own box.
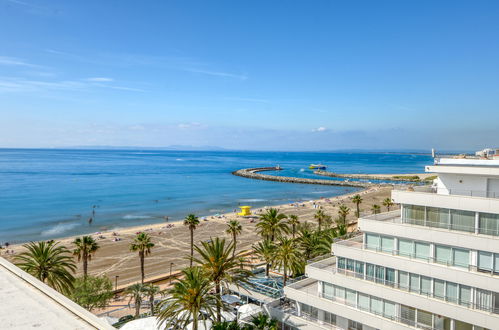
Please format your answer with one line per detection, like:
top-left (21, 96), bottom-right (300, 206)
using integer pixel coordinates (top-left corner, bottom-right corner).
top-left (88, 217), bottom-right (93, 225)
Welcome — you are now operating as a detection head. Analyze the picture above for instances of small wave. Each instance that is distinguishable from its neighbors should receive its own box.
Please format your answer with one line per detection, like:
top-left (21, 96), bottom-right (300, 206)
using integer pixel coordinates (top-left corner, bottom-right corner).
top-left (41, 223), bottom-right (79, 237)
top-left (176, 158), bottom-right (183, 161)
top-left (123, 215), bottom-right (153, 220)
top-left (238, 198), bottom-right (267, 202)
top-left (299, 168), bottom-right (305, 172)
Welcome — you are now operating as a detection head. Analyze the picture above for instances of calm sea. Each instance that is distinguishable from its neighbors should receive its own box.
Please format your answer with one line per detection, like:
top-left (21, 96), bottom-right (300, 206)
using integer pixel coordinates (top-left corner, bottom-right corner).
top-left (0, 149), bottom-right (432, 243)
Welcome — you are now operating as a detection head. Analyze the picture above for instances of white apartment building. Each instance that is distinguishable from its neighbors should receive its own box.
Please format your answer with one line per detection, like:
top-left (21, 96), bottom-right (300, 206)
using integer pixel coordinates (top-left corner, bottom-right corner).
top-left (268, 155), bottom-right (499, 330)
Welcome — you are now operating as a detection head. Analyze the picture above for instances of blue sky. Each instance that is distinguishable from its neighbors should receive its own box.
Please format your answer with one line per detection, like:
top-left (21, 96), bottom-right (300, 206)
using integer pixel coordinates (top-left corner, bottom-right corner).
top-left (1, 0), bottom-right (499, 151)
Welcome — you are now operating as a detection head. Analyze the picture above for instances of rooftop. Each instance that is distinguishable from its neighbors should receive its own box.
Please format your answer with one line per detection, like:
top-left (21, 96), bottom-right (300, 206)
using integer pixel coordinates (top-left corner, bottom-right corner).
top-left (0, 257), bottom-right (113, 330)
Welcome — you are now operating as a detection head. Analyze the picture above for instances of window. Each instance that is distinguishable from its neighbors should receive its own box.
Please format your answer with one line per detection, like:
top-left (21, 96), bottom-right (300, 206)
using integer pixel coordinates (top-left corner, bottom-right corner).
top-left (399, 239), bottom-right (414, 257)
top-left (495, 254), bottom-right (499, 274)
top-left (427, 207), bottom-right (450, 229)
top-left (385, 268), bottom-right (395, 287)
top-left (338, 257), bottom-right (346, 270)
top-left (453, 248), bottom-right (469, 268)
top-left (354, 261), bottom-right (364, 277)
top-left (346, 259), bottom-right (355, 272)
top-left (383, 300), bottom-right (396, 319)
top-left (334, 286), bottom-right (345, 300)
top-left (322, 282), bottom-right (334, 299)
top-left (400, 305), bottom-right (416, 326)
top-left (323, 311), bottom-right (336, 325)
top-left (370, 297), bottom-right (383, 315)
top-left (366, 263), bottom-right (375, 281)
top-left (454, 320), bottom-right (473, 330)
top-left (346, 289), bottom-right (356, 307)
top-left (375, 265), bottom-right (385, 283)
top-left (434, 279), bottom-right (445, 299)
top-left (445, 282), bottom-right (458, 303)
top-left (421, 276), bottom-right (431, 295)
top-left (348, 320), bottom-right (362, 330)
top-left (479, 212), bottom-right (499, 236)
top-left (403, 205), bottom-right (425, 225)
top-left (478, 251), bottom-right (492, 272)
top-left (366, 233), bottom-right (380, 250)
top-left (435, 245), bottom-right (452, 265)
top-left (415, 242), bottom-right (430, 260)
top-left (476, 289), bottom-right (492, 312)
top-left (450, 210), bottom-right (475, 232)
top-left (358, 293), bottom-right (370, 311)
top-left (399, 271), bottom-right (409, 290)
top-left (417, 309), bottom-right (433, 329)
top-left (381, 236), bottom-right (394, 253)
top-left (410, 273), bottom-right (420, 293)
top-left (459, 285), bottom-right (471, 307)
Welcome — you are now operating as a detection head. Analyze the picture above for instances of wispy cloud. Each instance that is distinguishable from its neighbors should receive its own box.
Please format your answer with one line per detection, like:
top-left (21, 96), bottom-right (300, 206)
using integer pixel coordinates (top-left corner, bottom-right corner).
top-left (224, 97), bottom-right (269, 103)
top-left (86, 77), bottom-right (114, 82)
top-left (0, 56), bottom-right (43, 68)
top-left (312, 127), bottom-right (327, 132)
top-left (185, 68), bottom-right (247, 80)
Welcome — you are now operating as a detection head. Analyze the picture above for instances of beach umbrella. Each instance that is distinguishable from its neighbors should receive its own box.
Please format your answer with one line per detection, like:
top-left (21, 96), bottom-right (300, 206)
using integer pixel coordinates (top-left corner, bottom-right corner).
top-left (186, 320), bottom-right (212, 330)
top-left (221, 311), bottom-right (236, 321)
top-left (237, 303), bottom-right (262, 319)
top-left (120, 317), bottom-right (167, 330)
top-left (221, 294), bottom-right (241, 305)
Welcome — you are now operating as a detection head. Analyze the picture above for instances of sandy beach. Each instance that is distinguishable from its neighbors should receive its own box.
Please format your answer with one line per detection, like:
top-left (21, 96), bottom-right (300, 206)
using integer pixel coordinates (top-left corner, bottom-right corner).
top-left (3, 185), bottom-right (397, 289)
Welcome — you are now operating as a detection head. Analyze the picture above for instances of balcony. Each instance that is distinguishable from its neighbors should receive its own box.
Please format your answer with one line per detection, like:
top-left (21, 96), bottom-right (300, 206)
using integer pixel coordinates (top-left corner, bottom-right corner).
top-left (333, 237), bottom-right (499, 292)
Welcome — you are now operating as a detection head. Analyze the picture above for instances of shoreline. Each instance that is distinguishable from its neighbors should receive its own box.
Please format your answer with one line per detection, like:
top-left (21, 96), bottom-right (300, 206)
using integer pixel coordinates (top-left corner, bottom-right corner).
top-left (3, 184), bottom-right (397, 288)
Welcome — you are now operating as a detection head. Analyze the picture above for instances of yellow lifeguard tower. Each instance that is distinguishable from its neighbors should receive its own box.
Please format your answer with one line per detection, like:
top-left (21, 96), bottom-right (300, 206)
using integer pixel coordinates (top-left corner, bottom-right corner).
top-left (238, 206), bottom-right (252, 216)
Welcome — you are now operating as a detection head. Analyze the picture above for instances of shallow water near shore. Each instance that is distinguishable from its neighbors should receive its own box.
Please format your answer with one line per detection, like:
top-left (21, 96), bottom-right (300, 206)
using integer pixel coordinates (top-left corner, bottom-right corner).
top-left (0, 149), bottom-right (432, 243)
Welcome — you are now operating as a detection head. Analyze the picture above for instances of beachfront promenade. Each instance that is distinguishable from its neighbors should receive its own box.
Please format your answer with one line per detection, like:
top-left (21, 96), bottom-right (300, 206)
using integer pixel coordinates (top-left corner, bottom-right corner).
top-left (232, 167), bottom-right (381, 188)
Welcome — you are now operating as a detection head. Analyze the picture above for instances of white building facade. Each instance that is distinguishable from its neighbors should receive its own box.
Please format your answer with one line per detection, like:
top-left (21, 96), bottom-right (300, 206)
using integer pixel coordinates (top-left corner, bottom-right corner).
top-left (269, 156), bottom-right (499, 330)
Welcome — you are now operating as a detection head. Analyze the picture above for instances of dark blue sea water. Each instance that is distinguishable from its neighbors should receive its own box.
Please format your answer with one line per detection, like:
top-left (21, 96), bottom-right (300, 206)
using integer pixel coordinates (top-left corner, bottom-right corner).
top-left (0, 149), bottom-right (432, 243)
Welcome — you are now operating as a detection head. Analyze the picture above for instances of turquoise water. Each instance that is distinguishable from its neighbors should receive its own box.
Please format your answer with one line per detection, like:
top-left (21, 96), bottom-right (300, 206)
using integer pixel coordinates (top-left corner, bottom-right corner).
top-left (0, 149), bottom-right (432, 243)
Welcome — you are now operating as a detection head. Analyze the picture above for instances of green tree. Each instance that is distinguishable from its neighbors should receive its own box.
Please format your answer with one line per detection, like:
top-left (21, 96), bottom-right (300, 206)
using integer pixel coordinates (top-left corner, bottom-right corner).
top-left (337, 205), bottom-right (350, 226)
top-left (72, 235), bottom-right (99, 278)
top-left (273, 237), bottom-right (302, 286)
top-left (256, 208), bottom-right (288, 241)
top-left (371, 204), bottom-right (381, 214)
top-left (297, 228), bottom-right (330, 260)
top-left (193, 237), bottom-right (253, 323)
top-left (157, 267), bottom-right (218, 330)
top-left (287, 215), bottom-right (300, 239)
top-left (70, 275), bottom-right (113, 311)
top-left (212, 321), bottom-right (242, 330)
top-left (253, 239), bottom-right (275, 277)
top-left (129, 232), bottom-right (155, 284)
top-left (313, 210), bottom-right (327, 231)
top-left (226, 220), bottom-right (242, 257)
top-left (351, 194), bottom-right (363, 217)
top-left (184, 214), bottom-right (200, 267)
top-left (382, 198), bottom-right (394, 211)
top-left (144, 283), bottom-right (161, 316)
top-left (15, 241), bottom-right (76, 295)
top-left (247, 313), bottom-right (278, 330)
top-left (125, 283), bottom-right (148, 319)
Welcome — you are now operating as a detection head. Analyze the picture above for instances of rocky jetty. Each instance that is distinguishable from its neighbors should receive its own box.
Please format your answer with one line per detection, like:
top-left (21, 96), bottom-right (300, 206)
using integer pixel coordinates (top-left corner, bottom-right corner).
top-left (232, 167), bottom-right (383, 188)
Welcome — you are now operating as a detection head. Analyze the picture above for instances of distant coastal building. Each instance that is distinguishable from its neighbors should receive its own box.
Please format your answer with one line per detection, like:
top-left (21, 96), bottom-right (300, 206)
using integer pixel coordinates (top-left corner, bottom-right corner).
top-left (269, 152), bottom-right (499, 329)
top-left (0, 257), bottom-right (114, 329)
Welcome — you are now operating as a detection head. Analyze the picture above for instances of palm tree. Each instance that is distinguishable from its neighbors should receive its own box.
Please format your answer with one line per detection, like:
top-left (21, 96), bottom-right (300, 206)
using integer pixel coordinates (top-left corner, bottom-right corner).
top-left (129, 232), bottom-right (155, 284)
top-left (144, 283), bottom-right (161, 315)
top-left (248, 313), bottom-right (278, 330)
top-left (273, 237), bottom-right (302, 286)
top-left (382, 198), bottom-right (394, 211)
top-left (297, 228), bottom-right (330, 260)
top-left (287, 215), bottom-right (300, 239)
top-left (351, 194), bottom-right (363, 217)
top-left (157, 267), bottom-right (218, 330)
top-left (193, 237), bottom-right (253, 323)
top-left (253, 239), bottom-right (275, 277)
top-left (313, 210), bottom-right (326, 231)
top-left (72, 236), bottom-right (99, 278)
top-left (371, 204), bottom-right (381, 214)
top-left (15, 241), bottom-right (76, 294)
top-left (338, 205), bottom-right (350, 226)
top-left (226, 220), bottom-right (242, 257)
top-left (125, 283), bottom-right (147, 319)
top-left (256, 208), bottom-right (289, 241)
top-left (184, 214), bottom-right (200, 266)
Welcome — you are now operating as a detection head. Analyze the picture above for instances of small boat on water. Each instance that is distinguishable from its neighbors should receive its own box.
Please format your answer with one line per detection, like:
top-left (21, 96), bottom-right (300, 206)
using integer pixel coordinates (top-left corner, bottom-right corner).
top-left (309, 164), bottom-right (327, 170)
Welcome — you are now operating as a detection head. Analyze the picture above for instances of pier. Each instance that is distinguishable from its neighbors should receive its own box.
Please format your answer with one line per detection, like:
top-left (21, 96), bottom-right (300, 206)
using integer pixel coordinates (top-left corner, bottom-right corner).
top-left (232, 167), bottom-right (384, 188)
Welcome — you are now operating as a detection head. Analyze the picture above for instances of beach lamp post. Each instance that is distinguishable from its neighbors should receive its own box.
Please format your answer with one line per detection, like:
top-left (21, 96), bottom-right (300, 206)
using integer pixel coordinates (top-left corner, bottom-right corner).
top-left (169, 262), bottom-right (174, 284)
top-left (114, 275), bottom-right (119, 295)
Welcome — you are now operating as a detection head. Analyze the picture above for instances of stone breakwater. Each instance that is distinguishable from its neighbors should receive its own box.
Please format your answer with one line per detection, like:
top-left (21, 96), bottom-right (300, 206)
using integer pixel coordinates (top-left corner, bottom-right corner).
top-left (232, 167), bottom-right (384, 188)
top-left (313, 170), bottom-right (426, 182)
